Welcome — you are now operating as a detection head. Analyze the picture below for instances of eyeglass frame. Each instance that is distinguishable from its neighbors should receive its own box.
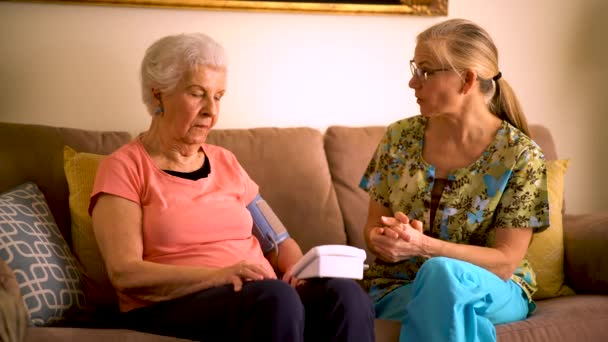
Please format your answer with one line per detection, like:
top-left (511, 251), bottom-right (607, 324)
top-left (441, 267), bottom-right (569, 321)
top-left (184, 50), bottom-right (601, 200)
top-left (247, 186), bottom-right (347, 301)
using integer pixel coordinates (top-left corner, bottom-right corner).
top-left (409, 59), bottom-right (452, 81)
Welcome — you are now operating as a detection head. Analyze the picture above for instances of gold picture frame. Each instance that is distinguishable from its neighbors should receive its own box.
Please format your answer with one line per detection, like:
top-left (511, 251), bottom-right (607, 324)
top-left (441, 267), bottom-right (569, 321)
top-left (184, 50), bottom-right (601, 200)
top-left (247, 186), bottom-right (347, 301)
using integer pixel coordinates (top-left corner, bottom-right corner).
top-left (8, 0), bottom-right (448, 16)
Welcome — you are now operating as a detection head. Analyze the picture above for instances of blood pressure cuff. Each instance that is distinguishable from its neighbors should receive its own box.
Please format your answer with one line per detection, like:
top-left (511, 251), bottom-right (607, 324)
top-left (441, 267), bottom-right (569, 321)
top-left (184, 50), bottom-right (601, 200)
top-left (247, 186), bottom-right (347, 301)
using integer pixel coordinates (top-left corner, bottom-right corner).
top-left (247, 194), bottom-right (290, 254)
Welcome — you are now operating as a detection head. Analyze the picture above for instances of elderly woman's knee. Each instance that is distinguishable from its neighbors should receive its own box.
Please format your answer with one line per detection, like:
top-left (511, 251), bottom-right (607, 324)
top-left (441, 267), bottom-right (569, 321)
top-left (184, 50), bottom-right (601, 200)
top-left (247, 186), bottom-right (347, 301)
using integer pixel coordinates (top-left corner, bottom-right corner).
top-left (251, 280), bottom-right (304, 318)
top-left (308, 278), bottom-right (374, 312)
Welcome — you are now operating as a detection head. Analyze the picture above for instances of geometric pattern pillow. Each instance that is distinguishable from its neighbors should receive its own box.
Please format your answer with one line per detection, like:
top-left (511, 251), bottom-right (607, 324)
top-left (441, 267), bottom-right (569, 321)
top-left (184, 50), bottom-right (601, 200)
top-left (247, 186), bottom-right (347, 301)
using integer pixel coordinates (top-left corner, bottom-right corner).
top-left (0, 182), bottom-right (86, 326)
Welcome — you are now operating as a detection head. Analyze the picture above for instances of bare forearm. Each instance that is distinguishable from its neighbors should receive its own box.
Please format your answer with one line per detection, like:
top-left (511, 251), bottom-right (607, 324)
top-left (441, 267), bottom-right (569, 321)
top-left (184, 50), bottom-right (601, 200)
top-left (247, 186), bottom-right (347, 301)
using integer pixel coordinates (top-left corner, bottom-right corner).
top-left (266, 238), bottom-right (303, 276)
top-left (423, 236), bottom-right (517, 280)
top-left (110, 261), bottom-right (220, 302)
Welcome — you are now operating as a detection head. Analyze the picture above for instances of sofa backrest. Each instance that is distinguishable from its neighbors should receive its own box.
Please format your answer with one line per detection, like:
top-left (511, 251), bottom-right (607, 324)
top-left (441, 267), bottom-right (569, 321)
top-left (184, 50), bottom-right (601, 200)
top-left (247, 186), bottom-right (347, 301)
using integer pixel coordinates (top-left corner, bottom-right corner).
top-left (0, 122), bottom-right (131, 246)
top-left (0, 121), bottom-right (559, 263)
top-left (324, 124), bottom-right (558, 261)
top-left (323, 126), bottom-right (385, 260)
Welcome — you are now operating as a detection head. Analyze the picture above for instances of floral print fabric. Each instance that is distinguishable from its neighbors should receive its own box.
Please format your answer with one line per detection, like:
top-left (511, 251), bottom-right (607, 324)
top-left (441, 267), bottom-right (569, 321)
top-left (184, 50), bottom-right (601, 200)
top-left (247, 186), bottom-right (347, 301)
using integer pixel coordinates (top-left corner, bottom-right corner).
top-left (360, 116), bottom-right (550, 303)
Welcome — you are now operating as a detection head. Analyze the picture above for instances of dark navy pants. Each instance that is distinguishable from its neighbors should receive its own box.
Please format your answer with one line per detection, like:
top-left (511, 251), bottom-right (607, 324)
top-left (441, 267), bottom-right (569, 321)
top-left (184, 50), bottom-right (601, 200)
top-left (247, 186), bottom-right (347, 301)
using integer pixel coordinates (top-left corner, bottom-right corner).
top-left (121, 278), bottom-right (375, 342)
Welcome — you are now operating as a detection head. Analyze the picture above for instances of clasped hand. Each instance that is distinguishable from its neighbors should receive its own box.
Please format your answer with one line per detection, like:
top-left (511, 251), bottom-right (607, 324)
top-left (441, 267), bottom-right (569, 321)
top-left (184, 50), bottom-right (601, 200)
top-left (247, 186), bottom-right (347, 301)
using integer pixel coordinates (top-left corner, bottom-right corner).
top-left (369, 212), bottom-right (426, 263)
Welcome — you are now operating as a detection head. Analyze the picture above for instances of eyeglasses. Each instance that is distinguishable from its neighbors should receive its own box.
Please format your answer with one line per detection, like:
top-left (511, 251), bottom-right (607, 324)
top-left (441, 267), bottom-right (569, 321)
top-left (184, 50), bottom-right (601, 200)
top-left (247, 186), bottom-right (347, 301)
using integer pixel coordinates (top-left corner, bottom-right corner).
top-left (409, 60), bottom-right (451, 81)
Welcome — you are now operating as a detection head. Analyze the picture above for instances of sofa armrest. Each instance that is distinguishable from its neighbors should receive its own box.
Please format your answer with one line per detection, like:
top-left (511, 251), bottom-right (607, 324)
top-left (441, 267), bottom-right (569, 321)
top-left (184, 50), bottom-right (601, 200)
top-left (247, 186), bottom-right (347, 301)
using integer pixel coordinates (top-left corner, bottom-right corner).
top-left (563, 211), bottom-right (608, 294)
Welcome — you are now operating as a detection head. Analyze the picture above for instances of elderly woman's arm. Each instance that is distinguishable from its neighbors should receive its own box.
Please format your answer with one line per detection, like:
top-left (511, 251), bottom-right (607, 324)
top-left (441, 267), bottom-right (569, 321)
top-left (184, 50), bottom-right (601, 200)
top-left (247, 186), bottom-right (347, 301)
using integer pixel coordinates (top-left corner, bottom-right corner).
top-left (92, 194), bottom-right (272, 302)
top-left (265, 238), bottom-right (303, 277)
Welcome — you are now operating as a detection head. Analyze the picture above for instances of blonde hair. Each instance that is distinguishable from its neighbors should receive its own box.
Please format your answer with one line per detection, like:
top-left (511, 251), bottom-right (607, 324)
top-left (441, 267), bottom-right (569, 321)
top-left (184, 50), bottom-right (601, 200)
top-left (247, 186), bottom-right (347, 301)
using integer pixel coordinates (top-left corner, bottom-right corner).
top-left (140, 33), bottom-right (227, 116)
top-left (417, 19), bottom-right (529, 135)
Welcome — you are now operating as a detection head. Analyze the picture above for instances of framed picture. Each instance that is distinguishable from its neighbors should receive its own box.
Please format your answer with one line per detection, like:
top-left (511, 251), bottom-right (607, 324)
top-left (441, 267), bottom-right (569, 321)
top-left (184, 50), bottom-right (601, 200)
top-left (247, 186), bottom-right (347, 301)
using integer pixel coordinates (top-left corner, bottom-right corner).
top-left (12, 0), bottom-right (448, 16)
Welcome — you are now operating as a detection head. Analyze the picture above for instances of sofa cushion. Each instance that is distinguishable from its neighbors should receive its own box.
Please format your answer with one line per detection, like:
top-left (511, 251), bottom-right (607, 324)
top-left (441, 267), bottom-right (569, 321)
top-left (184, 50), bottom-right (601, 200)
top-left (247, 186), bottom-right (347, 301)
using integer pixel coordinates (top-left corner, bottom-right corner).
top-left (526, 159), bottom-right (575, 300)
top-left (323, 126), bottom-right (385, 261)
top-left (0, 122), bottom-right (132, 247)
top-left (362, 295), bottom-right (608, 342)
top-left (563, 212), bottom-right (608, 294)
top-left (496, 295), bottom-right (608, 341)
top-left (0, 182), bottom-right (86, 326)
top-left (63, 146), bottom-right (117, 309)
top-left (24, 327), bottom-right (194, 342)
top-left (206, 127), bottom-right (346, 253)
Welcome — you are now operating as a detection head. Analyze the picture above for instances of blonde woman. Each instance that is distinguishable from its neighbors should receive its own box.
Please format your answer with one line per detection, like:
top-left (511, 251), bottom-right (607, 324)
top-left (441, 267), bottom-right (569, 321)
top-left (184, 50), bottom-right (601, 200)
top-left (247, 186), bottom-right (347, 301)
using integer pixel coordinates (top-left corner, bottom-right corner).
top-left (361, 19), bottom-right (549, 342)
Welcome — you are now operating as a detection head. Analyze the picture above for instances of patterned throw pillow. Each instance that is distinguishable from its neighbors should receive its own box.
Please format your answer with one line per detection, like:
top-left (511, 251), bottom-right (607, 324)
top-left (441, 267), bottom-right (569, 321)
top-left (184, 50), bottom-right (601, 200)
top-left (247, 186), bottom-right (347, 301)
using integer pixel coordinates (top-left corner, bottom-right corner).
top-left (527, 159), bottom-right (575, 300)
top-left (0, 182), bottom-right (86, 326)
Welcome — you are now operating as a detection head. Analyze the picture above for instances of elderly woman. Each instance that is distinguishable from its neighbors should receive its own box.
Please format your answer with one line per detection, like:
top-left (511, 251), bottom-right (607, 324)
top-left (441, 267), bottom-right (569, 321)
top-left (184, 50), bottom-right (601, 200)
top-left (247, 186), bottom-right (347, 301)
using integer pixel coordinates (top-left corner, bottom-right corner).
top-left (89, 33), bottom-right (374, 342)
top-left (361, 19), bottom-right (550, 342)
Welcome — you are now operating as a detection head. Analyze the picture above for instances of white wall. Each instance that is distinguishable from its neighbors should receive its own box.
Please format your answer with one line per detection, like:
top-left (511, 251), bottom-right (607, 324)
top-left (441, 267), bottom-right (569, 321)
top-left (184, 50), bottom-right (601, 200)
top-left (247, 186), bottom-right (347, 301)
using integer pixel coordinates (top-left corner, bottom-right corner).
top-left (1, 0), bottom-right (606, 214)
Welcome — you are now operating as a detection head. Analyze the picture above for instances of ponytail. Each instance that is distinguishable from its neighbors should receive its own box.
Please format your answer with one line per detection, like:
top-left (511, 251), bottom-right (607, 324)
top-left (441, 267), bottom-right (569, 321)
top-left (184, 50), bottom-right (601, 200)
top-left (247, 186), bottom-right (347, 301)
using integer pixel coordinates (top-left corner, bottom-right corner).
top-left (491, 78), bottom-right (530, 136)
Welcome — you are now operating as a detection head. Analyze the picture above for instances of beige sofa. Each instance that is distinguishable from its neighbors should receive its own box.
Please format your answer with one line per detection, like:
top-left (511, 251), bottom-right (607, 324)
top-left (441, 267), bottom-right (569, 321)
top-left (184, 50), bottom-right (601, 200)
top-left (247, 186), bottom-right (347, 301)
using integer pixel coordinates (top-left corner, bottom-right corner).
top-left (1, 121), bottom-right (607, 342)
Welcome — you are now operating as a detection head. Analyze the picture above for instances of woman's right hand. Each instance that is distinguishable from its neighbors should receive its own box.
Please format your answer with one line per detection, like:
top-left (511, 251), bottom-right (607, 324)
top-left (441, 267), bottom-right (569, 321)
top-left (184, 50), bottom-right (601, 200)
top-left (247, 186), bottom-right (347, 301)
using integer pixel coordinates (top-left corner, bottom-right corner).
top-left (368, 212), bottom-right (425, 263)
top-left (221, 261), bottom-right (275, 292)
top-left (368, 225), bottom-right (406, 262)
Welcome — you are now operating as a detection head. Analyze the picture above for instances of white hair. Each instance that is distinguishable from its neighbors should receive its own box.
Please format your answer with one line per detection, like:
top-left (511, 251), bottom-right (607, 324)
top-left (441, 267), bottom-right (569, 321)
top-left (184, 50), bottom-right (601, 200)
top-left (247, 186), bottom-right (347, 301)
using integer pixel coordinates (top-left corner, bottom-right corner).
top-left (140, 33), bottom-right (227, 115)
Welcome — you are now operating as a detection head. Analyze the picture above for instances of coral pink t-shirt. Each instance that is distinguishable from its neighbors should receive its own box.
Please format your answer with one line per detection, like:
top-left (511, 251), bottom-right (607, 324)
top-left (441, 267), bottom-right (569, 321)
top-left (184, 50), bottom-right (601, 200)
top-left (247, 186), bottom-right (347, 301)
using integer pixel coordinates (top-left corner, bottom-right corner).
top-left (89, 139), bottom-right (275, 312)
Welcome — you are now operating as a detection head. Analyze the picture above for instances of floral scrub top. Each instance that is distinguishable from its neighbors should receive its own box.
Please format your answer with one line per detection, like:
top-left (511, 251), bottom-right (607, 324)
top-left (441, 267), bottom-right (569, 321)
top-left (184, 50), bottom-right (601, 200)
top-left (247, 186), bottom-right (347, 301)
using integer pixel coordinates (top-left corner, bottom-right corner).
top-left (360, 116), bottom-right (550, 306)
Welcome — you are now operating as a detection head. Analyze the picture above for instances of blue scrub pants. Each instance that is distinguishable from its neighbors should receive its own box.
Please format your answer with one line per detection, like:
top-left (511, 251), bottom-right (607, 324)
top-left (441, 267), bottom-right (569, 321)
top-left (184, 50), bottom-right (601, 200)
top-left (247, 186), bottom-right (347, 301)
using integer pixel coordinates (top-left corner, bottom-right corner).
top-left (375, 257), bottom-right (530, 342)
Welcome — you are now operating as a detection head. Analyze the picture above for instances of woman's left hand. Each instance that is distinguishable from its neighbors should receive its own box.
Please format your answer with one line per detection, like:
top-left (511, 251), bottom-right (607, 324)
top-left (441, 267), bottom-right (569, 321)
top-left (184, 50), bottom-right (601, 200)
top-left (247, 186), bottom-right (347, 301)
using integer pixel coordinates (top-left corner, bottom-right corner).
top-left (281, 264), bottom-right (306, 288)
top-left (382, 212), bottom-right (423, 240)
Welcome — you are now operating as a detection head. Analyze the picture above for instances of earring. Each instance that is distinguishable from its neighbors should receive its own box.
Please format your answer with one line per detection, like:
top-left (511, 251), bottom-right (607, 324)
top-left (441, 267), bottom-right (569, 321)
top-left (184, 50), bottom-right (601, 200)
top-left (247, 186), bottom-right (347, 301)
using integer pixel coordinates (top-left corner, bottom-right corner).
top-left (155, 105), bottom-right (164, 115)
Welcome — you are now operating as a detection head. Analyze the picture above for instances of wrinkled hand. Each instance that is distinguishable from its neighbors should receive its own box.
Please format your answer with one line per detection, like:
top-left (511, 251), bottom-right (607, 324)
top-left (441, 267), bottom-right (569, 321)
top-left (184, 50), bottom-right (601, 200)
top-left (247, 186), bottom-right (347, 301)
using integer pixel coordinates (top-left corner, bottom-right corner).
top-left (222, 261), bottom-right (276, 292)
top-left (281, 264), bottom-right (306, 288)
top-left (368, 212), bottom-right (426, 263)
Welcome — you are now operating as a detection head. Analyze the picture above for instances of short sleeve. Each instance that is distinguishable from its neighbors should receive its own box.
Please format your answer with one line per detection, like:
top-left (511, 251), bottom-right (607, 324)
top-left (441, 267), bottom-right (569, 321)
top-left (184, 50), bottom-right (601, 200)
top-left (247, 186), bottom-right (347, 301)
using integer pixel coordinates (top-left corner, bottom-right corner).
top-left (359, 127), bottom-right (394, 207)
top-left (88, 153), bottom-right (142, 215)
top-left (494, 146), bottom-right (550, 232)
top-left (359, 118), bottom-right (425, 211)
top-left (223, 150), bottom-right (259, 205)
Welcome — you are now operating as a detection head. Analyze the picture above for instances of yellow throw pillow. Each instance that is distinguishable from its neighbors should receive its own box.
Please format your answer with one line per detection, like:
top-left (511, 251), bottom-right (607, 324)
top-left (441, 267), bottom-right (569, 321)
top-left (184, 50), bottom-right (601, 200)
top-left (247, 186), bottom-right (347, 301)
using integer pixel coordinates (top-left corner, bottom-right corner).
top-left (63, 146), bottom-right (117, 306)
top-left (527, 159), bottom-right (575, 300)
